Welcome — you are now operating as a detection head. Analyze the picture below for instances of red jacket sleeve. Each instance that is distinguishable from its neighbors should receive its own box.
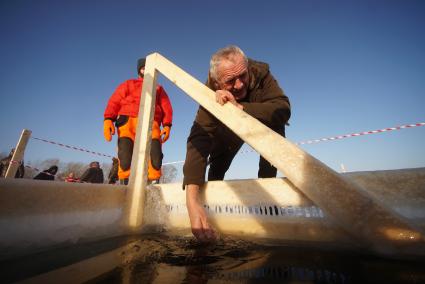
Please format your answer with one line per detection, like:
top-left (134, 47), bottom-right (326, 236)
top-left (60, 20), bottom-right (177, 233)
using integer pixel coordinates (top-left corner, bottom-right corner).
top-left (157, 86), bottom-right (173, 126)
top-left (104, 81), bottom-right (128, 120)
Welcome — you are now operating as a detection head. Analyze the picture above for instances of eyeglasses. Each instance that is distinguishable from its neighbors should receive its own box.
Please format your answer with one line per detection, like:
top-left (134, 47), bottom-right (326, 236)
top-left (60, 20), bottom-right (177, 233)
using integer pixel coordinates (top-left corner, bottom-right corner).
top-left (221, 70), bottom-right (248, 89)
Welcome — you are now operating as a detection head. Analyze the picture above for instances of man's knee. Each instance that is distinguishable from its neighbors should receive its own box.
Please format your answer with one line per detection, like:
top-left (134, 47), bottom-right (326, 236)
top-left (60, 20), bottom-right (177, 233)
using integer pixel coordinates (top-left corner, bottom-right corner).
top-left (150, 139), bottom-right (163, 170)
top-left (118, 137), bottom-right (134, 171)
top-left (207, 148), bottom-right (239, 181)
top-left (258, 156), bottom-right (277, 178)
top-left (208, 167), bottom-right (226, 181)
top-left (208, 159), bottom-right (228, 181)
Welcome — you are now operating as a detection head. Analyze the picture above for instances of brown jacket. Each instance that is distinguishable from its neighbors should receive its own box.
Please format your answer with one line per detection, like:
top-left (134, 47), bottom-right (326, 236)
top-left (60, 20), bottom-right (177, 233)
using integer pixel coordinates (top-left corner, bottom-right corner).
top-left (183, 59), bottom-right (291, 186)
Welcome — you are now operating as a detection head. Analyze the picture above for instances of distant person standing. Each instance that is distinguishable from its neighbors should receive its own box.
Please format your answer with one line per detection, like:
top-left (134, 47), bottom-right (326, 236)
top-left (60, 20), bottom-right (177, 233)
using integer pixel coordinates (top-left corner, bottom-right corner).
top-left (80, 161), bottom-right (104, 184)
top-left (103, 57), bottom-right (173, 185)
top-left (33, 165), bottom-right (58, 181)
top-left (64, 172), bottom-right (79, 183)
top-left (0, 148), bottom-right (25, 178)
top-left (108, 157), bottom-right (119, 184)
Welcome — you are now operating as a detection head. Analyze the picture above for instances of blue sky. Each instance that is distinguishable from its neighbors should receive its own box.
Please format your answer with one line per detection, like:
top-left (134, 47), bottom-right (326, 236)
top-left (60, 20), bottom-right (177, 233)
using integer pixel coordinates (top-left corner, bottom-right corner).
top-left (1, 0), bottom-right (424, 180)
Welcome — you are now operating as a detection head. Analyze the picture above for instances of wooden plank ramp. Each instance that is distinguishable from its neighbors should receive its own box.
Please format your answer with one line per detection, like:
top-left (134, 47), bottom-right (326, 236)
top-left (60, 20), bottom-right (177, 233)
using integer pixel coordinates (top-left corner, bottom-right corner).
top-left (137, 53), bottom-right (425, 256)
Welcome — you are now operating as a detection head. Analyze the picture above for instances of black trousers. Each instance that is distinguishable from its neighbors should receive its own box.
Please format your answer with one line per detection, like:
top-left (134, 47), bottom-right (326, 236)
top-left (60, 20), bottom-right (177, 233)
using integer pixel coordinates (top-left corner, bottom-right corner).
top-left (208, 148), bottom-right (277, 181)
top-left (207, 126), bottom-right (283, 181)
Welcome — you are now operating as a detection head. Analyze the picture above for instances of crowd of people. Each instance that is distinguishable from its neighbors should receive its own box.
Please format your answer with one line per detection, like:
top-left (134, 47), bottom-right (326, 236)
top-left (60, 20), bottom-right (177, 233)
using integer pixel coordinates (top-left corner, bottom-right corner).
top-left (0, 152), bottom-right (118, 184)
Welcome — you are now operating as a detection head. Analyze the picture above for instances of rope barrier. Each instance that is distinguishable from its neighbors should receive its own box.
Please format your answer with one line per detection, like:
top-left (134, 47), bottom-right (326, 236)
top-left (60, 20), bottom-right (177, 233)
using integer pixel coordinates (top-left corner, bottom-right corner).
top-left (7, 160), bottom-right (55, 176)
top-left (29, 122), bottom-right (425, 165)
top-left (31, 137), bottom-right (114, 158)
top-left (163, 160), bottom-right (185, 165)
top-left (237, 122), bottom-right (425, 154)
top-left (24, 164), bottom-right (56, 176)
top-left (295, 122), bottom-right (425, 145)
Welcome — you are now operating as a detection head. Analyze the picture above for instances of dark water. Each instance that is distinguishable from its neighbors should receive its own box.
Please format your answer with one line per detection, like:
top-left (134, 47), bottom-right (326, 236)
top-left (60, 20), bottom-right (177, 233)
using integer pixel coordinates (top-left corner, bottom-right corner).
top-left (2, 234), bottom-right (425, 283)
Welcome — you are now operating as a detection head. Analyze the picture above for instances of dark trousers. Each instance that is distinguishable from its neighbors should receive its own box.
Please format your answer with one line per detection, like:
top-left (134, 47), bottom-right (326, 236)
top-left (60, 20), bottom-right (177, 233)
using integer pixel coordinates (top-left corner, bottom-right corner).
top-left (208, 143), bottom-right (277, 181)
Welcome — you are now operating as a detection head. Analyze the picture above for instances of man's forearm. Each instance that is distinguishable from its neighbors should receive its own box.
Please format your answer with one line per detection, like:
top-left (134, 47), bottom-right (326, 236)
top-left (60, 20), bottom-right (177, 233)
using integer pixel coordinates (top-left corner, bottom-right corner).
top-left (186, 184), bottom-right (200, 203)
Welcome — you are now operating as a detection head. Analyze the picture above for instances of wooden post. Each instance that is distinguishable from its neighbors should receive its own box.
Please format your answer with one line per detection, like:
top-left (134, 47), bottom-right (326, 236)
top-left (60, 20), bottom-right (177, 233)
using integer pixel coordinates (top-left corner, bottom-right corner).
top-left (5, 129), bottom-right (31, 178)
top-left (125, 54), bottom-right (158, 230)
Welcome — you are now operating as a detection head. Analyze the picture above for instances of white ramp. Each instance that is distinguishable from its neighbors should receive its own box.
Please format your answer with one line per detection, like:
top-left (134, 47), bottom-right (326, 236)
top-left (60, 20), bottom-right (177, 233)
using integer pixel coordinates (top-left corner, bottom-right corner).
top-left (132, 53), bottom-right (425, 255)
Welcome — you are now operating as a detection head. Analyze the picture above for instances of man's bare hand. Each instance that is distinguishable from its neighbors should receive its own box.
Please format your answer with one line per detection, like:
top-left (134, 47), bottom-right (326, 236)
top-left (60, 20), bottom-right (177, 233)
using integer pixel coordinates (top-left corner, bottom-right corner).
top-left (215, 90), bottom-right (243, 109)
top-left (186, 184), bottom-right (217, 242)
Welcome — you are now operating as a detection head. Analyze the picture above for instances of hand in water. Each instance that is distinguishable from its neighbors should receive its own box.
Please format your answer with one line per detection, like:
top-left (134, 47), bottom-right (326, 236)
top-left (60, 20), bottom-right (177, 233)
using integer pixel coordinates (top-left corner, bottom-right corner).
top-left (186, 184), bottom-right (217, 242)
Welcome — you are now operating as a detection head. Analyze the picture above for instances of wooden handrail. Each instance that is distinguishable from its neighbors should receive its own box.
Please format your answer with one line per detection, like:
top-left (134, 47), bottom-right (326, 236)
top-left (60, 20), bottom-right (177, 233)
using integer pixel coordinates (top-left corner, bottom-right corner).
top-left (126, 53), bottom-right (424, 254)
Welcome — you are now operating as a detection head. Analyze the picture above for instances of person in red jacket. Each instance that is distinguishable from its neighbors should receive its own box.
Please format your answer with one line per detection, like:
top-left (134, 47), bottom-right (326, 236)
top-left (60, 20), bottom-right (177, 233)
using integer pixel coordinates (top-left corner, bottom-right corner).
top-left (103, 58), bottom-right (173, 185)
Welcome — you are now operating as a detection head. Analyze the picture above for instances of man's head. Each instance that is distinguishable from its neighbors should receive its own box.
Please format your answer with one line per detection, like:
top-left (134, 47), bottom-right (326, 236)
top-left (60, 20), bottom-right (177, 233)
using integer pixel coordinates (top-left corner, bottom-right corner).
top-left (48, 165), bottom-right (58, 175)
top-left (137, 58), bottom-right (146, 78)
top-left (90, 161), bottom-right (100, 168)
top-left (209, 45), bottom-right (249, 101)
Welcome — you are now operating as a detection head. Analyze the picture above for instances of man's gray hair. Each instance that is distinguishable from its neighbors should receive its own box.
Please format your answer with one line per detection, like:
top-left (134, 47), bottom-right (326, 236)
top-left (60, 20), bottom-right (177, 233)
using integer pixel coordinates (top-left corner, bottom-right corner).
top-left (209, 45), bottom-right (248, 81)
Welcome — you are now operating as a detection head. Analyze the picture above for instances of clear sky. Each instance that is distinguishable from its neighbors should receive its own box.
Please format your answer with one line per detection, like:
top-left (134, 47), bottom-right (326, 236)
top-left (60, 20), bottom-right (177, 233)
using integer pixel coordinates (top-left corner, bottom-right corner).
top-left (1, 0), bottom-right (424, 180)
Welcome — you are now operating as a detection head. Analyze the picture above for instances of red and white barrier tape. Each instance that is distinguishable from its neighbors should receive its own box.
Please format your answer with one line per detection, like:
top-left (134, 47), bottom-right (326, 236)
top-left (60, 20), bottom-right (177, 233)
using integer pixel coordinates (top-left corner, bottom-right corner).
top-left (238, 122), bottom-right (425, 154)
top-left (163, 160), bottom-right (185, 165)
top-left (31, 137), bottom-right (114, 158)
top-left (8, 160), bottom-right (55, 176)
top-left (30, 122), bottom-right (425, 164)
top-left (25, 165), bottom-right (56, 176)
top-left (296, 122), bottom-right (425, 145)
top-left (31, 137), bottom-right (182, 165)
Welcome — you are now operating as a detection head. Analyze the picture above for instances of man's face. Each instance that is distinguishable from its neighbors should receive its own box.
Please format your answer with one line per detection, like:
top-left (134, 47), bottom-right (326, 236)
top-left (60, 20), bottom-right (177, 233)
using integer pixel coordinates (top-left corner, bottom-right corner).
top-left (139, 67), bottom-right (145, 77)
top-left (216, 54), bottom-right (249, 101)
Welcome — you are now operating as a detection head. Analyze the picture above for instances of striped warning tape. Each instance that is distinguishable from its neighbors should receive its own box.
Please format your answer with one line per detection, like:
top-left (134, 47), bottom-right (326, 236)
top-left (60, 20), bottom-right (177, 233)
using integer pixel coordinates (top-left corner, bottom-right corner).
top-left (163, 160), bottom-right (185, 165)
top-left (296, 122), bottom-right (425, 145)
top-left (8, 160), bottom-right (55, 176)
top-left (24, 165), bottom-right (56, 176)
top-left (31, 137), bottom-right (114, 158)
top-left (30, 136), bottom-right (181, 165)
top-left (237, 122), bottom-right (425, 154)
top-left (30, 122), bottom-right (425, 164)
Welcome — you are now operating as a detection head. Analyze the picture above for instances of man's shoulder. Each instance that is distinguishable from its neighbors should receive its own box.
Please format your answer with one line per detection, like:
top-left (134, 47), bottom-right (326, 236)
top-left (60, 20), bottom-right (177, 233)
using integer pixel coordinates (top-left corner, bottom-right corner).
top-left (156, 83), bottom-right (165, 91)
top-left (248, 58), bottom-right (270, 78)
top-left (114, 78), bottom-right (140, 90)
top-left (123, 78), bottom-right (165, 91)
top-left (124, 78), bottom-right (143, 85)
top-left (194, 105), bottom-right (218, 126)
